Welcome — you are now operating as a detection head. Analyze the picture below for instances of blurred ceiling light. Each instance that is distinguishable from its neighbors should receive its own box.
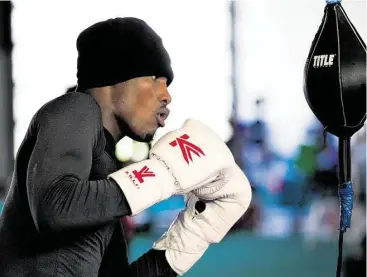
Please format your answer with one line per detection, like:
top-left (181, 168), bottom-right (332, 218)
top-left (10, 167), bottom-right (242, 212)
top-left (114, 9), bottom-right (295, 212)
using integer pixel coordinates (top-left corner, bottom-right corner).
top-left (131, 142), bottom-right (150, 162)
top-left (115, 137), bottom-right (150, 163)
top-left (115, 137), bottom-right (134, 162)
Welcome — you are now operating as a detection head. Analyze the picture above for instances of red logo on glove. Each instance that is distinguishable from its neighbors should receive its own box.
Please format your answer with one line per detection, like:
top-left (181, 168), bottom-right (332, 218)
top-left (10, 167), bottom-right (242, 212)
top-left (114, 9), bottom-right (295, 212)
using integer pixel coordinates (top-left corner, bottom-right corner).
top-left (169, 134), bottom-right (205, 164)
top-left (126, 166), bottom-right (155, 186)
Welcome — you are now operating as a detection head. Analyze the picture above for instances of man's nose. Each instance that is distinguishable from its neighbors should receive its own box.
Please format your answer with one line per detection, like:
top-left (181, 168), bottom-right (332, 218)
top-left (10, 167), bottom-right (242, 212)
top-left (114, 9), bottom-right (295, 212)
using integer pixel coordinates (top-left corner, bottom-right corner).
top-left (160, 89), bottom-right (172, 105)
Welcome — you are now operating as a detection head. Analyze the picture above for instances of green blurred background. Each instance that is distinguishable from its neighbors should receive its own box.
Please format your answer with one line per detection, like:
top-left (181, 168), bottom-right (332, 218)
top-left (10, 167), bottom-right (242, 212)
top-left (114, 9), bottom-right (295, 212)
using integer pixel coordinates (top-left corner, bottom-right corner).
top-left (129, 231), bottom-right (337, 277)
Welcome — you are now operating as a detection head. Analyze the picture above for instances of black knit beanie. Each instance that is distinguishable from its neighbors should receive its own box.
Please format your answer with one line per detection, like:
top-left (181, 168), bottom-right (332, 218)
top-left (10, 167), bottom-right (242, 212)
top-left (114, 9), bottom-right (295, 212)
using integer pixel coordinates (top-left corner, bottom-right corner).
top-left (76, 17), bottom-right (174, 91)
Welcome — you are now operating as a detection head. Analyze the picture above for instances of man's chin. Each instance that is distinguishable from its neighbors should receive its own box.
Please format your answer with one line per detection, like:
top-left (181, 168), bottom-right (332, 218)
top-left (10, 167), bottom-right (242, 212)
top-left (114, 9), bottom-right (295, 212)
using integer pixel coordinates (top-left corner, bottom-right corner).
top-left (128, 130), bottom-right (155, 143)
top-left (117, 118), bottom-right (156, 142)
top-left (136, 134), bottom-right (154, 143)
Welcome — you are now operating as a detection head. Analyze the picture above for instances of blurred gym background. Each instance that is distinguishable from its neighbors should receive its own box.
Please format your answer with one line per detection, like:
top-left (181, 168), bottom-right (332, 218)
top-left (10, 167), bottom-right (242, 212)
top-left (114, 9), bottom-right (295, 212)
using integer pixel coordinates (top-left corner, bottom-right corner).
top-left (0, 1), bottom-right (366, 276)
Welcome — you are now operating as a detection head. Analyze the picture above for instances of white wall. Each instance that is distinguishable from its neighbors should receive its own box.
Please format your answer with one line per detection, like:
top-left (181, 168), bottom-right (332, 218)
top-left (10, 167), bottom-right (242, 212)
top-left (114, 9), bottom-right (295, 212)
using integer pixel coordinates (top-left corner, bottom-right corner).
top-left (11, 0), bottom-right (366, 157)
top-left (11, 0), bottom-right (232, 154)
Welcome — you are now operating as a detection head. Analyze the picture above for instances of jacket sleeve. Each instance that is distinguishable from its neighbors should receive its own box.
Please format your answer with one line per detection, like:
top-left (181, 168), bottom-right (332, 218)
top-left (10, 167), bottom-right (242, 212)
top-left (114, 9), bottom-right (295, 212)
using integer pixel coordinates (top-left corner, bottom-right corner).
top-left (127, 249), bottom-right (178, 277)
top-left (26, 96), bottom-right (132, 234)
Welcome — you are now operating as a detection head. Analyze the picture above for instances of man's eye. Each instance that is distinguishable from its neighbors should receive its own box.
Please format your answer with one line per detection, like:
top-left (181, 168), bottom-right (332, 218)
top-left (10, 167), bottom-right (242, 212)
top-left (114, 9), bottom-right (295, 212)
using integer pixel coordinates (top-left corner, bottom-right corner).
top-left (155, 76), bottom-right (167, 83)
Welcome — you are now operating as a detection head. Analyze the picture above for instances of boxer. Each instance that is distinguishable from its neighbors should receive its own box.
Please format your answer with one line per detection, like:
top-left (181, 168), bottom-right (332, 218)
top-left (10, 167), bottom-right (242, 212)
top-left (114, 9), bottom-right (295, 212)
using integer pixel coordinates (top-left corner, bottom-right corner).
top-left (0, 17), bottom-right (252, 277)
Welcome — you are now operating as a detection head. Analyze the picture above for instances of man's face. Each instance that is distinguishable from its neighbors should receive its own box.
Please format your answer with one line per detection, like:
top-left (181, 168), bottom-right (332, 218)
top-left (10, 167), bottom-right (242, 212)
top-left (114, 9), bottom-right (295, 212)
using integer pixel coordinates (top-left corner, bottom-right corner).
top-left (112, 76), bottom-right (171, 142)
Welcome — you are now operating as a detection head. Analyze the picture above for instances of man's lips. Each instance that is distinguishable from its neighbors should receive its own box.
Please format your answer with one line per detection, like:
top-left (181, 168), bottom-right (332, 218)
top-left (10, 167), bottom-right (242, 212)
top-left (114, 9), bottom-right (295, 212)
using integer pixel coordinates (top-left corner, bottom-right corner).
top-left (156, 108), bottom-right (170, 127)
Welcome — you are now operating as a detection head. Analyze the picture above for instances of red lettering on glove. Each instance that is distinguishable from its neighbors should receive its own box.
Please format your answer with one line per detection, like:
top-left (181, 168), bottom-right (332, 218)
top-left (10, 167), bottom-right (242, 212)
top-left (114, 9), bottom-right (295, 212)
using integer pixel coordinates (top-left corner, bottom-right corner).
top-left (127, 166), bottom-right (156, 184)
top-left (169, 134), bottom-right (205, 164)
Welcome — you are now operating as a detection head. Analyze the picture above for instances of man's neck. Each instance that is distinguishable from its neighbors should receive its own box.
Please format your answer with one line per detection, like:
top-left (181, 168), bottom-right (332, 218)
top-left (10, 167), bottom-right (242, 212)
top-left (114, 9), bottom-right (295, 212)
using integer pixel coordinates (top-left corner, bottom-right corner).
top-left (88, 87), bottom-right (123, 142)
top-left (101, 112), bottom-right (121, 142)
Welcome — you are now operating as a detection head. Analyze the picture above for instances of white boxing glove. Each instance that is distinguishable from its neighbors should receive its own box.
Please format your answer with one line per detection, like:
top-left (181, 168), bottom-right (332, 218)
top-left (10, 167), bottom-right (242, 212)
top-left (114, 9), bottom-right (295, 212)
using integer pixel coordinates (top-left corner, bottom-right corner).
top-left (108, 119), bottom-right (234, 215)
top-left (153, 164), bottom-right (252, 275)
top-left (194, 163), bottom-right (252, 204)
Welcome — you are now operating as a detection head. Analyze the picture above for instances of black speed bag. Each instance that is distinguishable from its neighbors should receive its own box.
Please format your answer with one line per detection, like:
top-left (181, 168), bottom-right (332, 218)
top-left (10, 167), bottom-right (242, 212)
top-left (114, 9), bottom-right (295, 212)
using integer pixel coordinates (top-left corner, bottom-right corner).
top-left (304, 2), bottom-right (366, 138)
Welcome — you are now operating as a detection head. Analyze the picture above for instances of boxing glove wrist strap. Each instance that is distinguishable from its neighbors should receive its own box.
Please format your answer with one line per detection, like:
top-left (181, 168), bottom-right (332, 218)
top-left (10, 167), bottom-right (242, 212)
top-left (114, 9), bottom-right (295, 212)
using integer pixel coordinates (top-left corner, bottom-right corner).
top-left (108, 159), bottom-right (175, 215)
